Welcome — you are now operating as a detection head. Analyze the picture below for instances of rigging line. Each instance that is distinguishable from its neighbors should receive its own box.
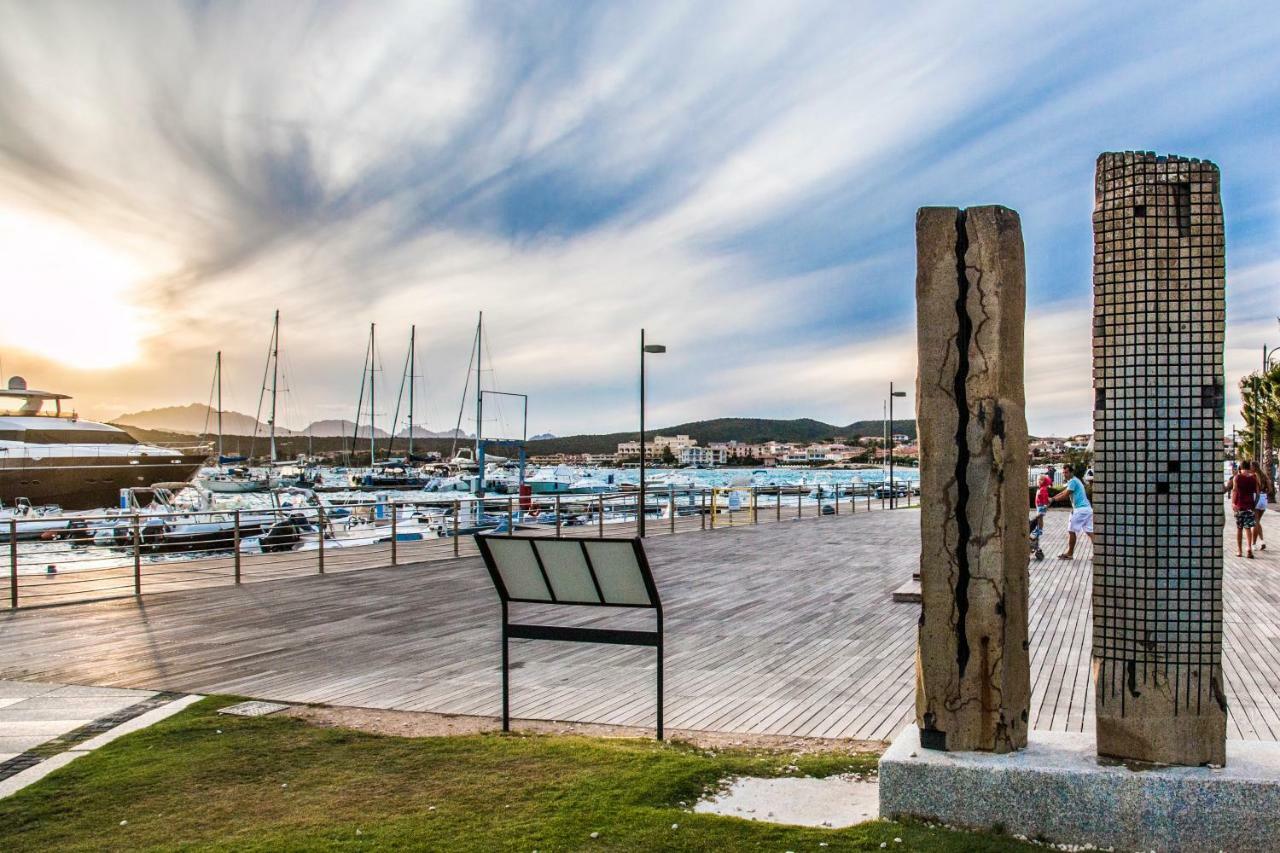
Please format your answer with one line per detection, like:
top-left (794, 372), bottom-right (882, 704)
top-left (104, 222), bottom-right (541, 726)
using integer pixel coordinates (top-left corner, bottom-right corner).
top-left (249, 319), bottom-right (276, 461)
top-left (350, 332), bottom-right (372, 461)
top-left (451, 326), bottom-right (479, 459)
top-left (480, 329), bottom-right (511, 438)
top-left (389, 336), bottom-right (411, 458)
top-left (412, 341), bottom-right (432, 432)
top-left (202, 358), bottom-right (217, 438)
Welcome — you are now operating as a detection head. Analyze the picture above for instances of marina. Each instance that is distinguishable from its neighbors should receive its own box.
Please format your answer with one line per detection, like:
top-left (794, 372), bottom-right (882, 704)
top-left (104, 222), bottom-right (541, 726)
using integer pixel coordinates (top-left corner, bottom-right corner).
top-left (3, 479), bottom-right (913, 608)
top-left (1, 508), bottom-right (1276, 744)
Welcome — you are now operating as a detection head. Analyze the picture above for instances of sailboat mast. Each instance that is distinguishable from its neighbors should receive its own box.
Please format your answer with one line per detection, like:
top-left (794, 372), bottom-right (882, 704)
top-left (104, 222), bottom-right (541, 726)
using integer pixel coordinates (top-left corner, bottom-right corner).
top-left (475, 312), bottom-right (483, 462)
top-left (269, 310), bottom-right (279, 463)
top-left (408, 325), bottom-right (416, 460)
top-left (369, 323), bottom-right (377, 466)
top-left (215, 351), bottom-right (223, 462)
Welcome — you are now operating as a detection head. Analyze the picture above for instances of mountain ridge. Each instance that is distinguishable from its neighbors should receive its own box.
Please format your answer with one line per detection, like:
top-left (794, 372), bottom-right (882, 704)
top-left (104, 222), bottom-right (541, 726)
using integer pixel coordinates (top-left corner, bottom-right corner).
top-left (114, 404), bottom-right (469, 439)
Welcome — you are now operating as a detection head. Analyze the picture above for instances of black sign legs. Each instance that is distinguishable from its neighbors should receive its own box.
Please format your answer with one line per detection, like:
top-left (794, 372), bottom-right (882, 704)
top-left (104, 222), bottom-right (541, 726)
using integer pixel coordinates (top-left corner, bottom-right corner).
top-left (501, 600), bottom-right (510, 733)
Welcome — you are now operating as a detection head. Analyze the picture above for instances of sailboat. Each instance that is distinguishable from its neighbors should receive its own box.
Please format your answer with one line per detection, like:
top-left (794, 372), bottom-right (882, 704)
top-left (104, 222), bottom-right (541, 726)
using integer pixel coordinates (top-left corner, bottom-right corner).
top-left (363, 324), bottom-right (432, 489)
top-left (200, 314), bottom-right (282, 494)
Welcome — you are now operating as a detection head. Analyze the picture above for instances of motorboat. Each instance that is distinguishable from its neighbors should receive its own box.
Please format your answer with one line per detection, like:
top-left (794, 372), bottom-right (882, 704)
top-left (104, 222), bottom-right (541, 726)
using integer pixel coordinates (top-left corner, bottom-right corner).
top-left (0, 376), bottom-right (208, 511)
top-left (567, 472), bottom-right (616, 494)
top-left (356, 461), bottom-right (429, 490)
top-left (199, 466), bottom-right (275, 493)
top-left (423, 474), bottom-right (473, 493)
top-left (525, 464), bottom-right (577, 495)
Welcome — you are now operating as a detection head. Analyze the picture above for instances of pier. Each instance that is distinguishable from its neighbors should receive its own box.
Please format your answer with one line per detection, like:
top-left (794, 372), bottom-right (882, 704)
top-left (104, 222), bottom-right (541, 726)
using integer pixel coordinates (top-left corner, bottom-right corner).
top-left (1, 508), bottom-right (1276, 743)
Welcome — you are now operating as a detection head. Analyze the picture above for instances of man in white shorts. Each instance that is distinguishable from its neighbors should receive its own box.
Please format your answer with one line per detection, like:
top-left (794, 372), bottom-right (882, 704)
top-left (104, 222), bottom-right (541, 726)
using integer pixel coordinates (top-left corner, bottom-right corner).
top-left (1051, 463), bottom-right (1093, 559)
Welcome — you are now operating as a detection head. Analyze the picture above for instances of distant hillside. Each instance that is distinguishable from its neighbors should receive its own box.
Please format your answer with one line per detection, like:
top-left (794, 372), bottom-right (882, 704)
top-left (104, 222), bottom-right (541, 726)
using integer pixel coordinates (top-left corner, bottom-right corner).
top-left (523, 417), bottom-right (916, 456)
top-left (305, 419), bottom-right (389, 439)
top-left (397, 425), bottom-right (472, 439)
top-left (114, 404), bottom-right (284, 436)
top-left (116, 402), bottom-right (473, 442)
top-left (115, 415), bottom-right (914, 462)
top-left (304, 421), bottom-right (465, 439)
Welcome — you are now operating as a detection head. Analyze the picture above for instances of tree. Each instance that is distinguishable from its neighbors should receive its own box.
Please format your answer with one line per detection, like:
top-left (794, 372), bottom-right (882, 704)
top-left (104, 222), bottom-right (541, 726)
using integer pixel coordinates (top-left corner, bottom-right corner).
top-left (1240, 362), bottom-right (1280, 481)
top-left (660, 445), bottom-right (676, 465)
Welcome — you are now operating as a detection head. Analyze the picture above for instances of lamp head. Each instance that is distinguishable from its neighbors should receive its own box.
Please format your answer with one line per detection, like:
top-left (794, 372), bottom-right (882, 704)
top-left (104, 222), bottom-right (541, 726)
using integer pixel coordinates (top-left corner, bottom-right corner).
top-left (891, 391), bottom-right (906, 398)
top-left (643, 345), bottom-right (667, 354)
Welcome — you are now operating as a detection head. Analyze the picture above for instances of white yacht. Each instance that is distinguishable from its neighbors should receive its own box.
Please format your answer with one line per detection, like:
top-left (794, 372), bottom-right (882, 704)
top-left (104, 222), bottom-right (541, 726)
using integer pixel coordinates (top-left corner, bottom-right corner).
top-left (0, 377), bottom-right (208, 511)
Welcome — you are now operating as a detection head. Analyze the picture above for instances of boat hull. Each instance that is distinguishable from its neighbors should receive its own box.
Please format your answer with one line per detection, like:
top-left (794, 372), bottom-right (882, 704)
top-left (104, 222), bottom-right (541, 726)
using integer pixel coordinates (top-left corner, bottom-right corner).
top-left (200, 477), bottom-right (272, 494)
top-left (0, 454), bottom-right (207, 511)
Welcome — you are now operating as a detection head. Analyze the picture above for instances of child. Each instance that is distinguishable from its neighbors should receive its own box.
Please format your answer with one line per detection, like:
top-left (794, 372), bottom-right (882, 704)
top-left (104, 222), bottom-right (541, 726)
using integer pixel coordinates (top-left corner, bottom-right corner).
top-left (1029, 474), bottom-right (1050, 560)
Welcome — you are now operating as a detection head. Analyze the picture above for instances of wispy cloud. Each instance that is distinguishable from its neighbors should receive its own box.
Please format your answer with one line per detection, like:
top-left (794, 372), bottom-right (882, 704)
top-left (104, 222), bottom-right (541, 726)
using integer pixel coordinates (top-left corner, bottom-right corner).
top-left (0, 1), bottom-right (1276, 437)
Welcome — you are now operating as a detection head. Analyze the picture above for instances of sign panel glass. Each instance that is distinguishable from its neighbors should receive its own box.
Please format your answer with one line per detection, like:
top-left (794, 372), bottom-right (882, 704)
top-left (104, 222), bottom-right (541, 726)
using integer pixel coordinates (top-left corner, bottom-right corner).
top-left (488, 538), bottom-right (552, 601)
top-left (583, 540), bottom-right (651, 606)
top-left (533, 540), bottom-right (601, 603)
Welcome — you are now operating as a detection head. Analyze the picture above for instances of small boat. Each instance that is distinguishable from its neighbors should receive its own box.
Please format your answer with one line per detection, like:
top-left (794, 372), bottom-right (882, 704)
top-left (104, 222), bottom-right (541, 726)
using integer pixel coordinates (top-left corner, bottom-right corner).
top-left (525, 464), bottom-right (577, 495)
top-left (200, 467), bottom-right (275, 493)
top-left (357, 462), bottom-right (428, 490)
top-left (567, 472), bottom-right (616, 494)
top-left (423, 474), bottom-right (474, 493)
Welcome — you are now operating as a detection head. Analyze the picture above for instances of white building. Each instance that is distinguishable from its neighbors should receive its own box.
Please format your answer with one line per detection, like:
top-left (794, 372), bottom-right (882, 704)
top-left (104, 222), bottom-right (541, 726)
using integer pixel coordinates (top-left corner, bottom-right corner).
top-left (617, 434), bottom-right (699, 460)
top-left (679, 446), bottom-right (727, 466)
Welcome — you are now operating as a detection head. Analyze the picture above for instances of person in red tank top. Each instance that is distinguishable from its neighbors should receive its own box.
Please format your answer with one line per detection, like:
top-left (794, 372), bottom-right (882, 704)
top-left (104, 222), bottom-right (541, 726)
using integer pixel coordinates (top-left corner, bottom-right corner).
top-left (1231, 461), bottom-right (1259, 558)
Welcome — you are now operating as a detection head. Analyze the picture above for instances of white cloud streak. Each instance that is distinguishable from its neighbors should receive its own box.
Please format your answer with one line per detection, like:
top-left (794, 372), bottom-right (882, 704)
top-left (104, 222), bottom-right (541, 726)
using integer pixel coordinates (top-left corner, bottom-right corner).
top-left (0, 1), bottom-right (1276, 437)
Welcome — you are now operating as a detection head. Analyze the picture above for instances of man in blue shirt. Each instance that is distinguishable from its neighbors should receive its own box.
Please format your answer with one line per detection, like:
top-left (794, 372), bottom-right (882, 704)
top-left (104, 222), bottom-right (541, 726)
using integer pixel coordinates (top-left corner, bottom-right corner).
top-left (1050, 463), bottom-right (1093, 559)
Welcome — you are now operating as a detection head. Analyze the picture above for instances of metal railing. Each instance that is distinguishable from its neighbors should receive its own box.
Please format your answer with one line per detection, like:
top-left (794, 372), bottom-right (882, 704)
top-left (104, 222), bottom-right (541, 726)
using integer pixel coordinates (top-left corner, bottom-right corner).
top-left (4, 483), bottom-right (917, 609)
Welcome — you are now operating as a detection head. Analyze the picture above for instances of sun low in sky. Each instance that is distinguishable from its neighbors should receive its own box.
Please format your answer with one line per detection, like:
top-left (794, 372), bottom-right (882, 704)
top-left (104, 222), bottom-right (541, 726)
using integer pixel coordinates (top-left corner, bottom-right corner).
top-left (0, 1), bottom-right (1276, 435)
top-left (0, 208), bottom-right (163, 370)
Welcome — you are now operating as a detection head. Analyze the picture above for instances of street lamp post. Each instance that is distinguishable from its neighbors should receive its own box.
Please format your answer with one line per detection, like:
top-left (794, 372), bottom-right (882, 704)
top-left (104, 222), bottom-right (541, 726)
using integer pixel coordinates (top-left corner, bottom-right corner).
top-left (889, 383), bottom-right (907, 508)
top-left (639, 330), bottom-right (666, 537)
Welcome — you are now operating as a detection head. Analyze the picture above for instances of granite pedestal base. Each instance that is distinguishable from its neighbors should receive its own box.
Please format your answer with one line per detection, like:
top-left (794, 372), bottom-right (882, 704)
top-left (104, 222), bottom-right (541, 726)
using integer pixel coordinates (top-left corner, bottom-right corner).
top-left (879, 726), bottom-right (1280, 852)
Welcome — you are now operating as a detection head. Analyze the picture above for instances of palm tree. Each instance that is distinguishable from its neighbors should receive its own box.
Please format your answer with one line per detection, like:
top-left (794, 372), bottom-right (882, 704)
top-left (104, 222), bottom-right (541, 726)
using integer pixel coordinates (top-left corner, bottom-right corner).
top-left (1239, 363), bottom-right (1280, 486)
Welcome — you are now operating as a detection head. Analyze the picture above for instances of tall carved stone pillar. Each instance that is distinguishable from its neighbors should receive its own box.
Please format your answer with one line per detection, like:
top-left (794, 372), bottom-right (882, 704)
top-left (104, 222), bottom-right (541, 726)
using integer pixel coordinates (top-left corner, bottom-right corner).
top-left (1091, 152), bottom-right (1227, 766)
top-left (915, 206), bottom-right (1030, 753)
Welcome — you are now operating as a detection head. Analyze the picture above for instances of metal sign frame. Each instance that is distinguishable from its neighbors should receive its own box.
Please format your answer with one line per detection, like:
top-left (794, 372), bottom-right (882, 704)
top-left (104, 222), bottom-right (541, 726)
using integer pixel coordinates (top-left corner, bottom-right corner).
top-left (474, 534), bottom-right (664, 739)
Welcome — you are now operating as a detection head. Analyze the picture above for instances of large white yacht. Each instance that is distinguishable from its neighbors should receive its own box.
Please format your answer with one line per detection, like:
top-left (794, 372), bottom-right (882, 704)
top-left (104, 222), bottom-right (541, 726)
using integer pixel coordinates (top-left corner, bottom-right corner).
top-left (0, 376), bottom-right (208, 511)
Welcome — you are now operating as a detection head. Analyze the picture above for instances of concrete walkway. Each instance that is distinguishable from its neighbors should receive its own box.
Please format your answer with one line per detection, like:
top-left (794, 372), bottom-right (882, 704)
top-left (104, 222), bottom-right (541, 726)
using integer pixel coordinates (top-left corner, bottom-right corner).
top-left (0, 680), bottom-right (199, 799)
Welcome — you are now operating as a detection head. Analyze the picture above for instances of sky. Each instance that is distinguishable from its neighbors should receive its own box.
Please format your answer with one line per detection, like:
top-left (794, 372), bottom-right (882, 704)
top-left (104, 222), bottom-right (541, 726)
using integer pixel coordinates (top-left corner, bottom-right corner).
top-left (0, 0), bottom-right (1277, 438)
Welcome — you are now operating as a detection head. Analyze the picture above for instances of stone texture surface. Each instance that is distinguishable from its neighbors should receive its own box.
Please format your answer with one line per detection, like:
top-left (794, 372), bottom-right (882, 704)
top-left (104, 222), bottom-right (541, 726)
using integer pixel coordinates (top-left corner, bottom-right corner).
top-left (914, 206), bottom-right (1030, 753)
top-left (879, 725), bottom-right (1280, 852)
top-left (1091, 152), bottom-right (1227, 766)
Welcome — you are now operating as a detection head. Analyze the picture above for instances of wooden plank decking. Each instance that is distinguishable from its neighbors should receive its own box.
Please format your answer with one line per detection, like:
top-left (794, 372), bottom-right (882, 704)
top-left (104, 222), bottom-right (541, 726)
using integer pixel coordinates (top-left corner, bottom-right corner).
top-left (1, 508), bottom-right (1277, 742)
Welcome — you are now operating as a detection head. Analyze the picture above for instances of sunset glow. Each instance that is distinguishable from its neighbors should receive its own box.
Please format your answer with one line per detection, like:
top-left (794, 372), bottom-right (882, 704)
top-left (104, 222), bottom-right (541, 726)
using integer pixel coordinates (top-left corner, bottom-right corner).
top-left (0, 207), bottom-right (154, 370)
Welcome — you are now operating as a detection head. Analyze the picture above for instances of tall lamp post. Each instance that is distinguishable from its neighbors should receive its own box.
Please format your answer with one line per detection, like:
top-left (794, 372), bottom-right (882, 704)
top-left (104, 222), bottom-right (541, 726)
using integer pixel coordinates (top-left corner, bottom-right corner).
top-left (639, 330), bottom-right (666, 537)
top-left (889, 383), bottom-right (906, 508)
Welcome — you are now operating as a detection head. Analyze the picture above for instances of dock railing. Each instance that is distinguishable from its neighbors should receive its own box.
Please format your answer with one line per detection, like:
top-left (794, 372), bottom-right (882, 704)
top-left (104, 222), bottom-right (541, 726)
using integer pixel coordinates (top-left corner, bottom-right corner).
top-left (4, 482), bottom-right (917, 609)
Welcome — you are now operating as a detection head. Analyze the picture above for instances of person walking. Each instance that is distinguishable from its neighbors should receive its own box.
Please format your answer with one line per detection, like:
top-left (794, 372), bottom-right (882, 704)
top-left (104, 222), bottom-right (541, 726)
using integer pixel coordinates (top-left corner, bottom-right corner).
top-left (1051, 463), bottom-right (1093, 559)
top-left (1253, 462), bottom-right (1271, 551)
top-left (1229, 460), bottom-right (1259, 558)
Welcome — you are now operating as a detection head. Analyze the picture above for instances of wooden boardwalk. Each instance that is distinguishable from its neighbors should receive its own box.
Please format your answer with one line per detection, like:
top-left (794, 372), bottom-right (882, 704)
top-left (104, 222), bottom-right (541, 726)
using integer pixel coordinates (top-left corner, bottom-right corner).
top-left (7, 492), bottom-right (901, 608)
top-left (1, 508), bottom-right (1277, 743)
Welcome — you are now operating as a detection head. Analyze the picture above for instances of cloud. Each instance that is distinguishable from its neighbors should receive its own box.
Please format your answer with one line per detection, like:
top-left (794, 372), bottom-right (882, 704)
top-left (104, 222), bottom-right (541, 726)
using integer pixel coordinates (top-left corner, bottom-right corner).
top-left (0, 1), bottom-right (1277, 437)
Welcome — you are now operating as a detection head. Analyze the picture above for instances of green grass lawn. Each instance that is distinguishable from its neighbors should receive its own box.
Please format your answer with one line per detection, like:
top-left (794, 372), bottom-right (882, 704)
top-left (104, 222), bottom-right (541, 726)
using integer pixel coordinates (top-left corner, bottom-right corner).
top-left (0, 697), bottom-right (1035, 852)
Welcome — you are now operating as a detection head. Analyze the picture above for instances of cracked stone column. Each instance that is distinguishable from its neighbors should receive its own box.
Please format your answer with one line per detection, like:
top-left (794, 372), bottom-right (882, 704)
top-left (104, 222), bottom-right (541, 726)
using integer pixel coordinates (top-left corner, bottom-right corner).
top-left (914, 206), bottom-right (1030, 753)
top-left (1091, 152), bottom-right (1227, 766)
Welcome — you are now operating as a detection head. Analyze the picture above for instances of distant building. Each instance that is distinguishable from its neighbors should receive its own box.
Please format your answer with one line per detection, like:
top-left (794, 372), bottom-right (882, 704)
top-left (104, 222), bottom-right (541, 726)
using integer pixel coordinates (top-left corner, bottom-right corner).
top-left (616, 434), bottom-right (697, 460)
top-left (1029, 438), bottom-right (1066, 457)
top-left (679, 446), bottom-right (727, 466)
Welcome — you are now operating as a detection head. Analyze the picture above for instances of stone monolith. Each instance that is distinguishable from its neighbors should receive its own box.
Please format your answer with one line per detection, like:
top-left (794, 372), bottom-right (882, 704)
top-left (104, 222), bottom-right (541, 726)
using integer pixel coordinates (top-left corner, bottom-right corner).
top-left (1091, 152), bottom-right (1227, 766)
top-left (914, 206), bottom-right (1030, 753)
